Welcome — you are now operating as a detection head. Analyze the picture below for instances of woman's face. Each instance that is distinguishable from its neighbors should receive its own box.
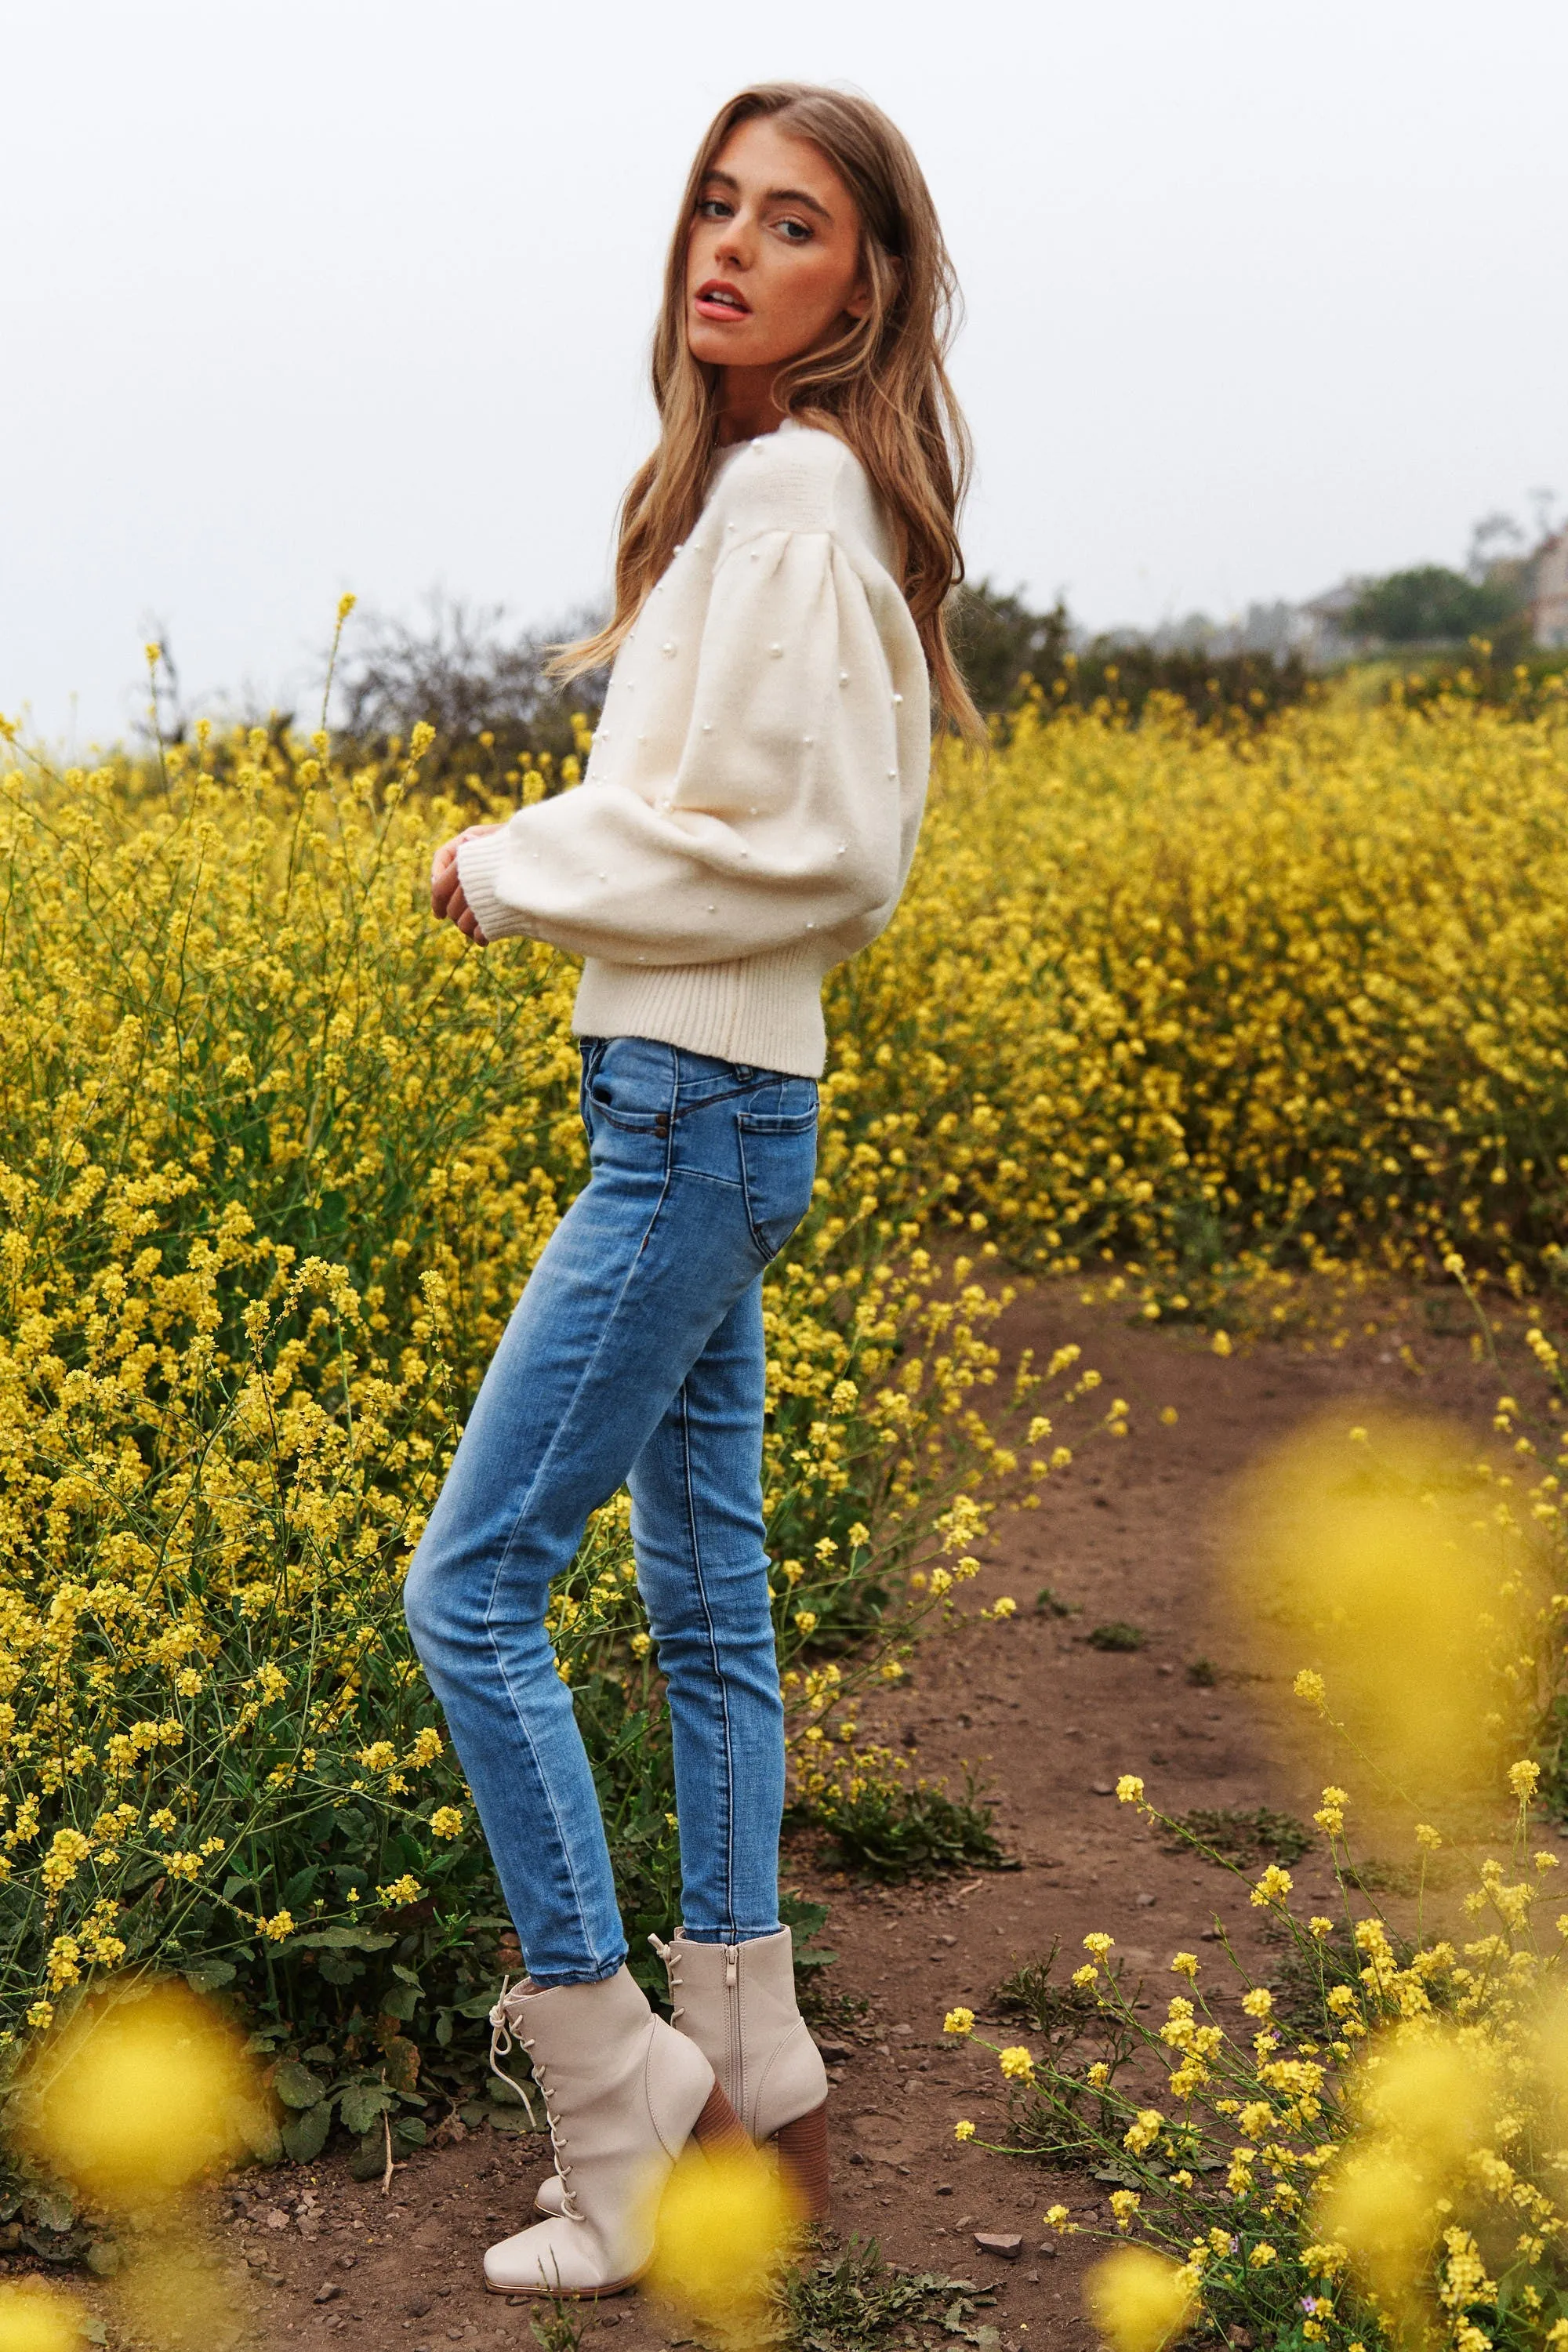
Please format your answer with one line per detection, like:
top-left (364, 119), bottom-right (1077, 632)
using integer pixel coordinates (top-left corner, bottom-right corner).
top-left (685, 115), bottom-right (869, 377)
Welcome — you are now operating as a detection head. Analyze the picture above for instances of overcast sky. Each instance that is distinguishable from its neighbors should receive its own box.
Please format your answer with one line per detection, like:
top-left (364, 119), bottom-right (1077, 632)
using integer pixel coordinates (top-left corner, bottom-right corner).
top-left (5, 0), bottom-right (1565, 746)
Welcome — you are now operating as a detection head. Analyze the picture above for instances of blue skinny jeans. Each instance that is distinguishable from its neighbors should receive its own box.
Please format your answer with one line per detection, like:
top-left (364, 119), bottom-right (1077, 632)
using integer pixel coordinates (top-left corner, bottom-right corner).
top-left (403, 1036), bottom-right (818, 1987)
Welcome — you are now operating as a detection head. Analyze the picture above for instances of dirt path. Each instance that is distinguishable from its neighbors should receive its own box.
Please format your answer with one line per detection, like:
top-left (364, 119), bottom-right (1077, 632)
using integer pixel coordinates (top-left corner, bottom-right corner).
top-left (174, 1281), bottom-right (1536, 2351)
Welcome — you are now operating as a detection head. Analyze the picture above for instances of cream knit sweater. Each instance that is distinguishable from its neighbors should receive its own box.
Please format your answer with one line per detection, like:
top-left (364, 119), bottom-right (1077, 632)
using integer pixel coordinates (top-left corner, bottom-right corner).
top-left (456, 420), bottom-right (931, 1077)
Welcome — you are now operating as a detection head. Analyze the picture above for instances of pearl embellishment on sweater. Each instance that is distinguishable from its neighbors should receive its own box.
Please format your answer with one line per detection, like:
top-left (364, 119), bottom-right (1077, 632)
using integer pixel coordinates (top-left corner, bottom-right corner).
top-left (459, 422), bottom-right (927, 1080)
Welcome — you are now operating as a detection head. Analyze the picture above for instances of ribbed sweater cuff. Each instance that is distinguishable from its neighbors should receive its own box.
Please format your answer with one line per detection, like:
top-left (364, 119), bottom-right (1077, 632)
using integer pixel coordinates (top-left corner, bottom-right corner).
top-left (572, 946), bottom-right (829, 1077)
top-left (455, 828), bottom-right (532, 946)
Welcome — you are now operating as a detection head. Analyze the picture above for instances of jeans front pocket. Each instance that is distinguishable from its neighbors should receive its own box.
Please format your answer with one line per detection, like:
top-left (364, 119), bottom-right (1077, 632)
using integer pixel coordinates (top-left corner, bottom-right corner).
top-left (583, 1037), bottom-right (675, 1132)
top-left (736, 1105), bottom-right (819, 1261)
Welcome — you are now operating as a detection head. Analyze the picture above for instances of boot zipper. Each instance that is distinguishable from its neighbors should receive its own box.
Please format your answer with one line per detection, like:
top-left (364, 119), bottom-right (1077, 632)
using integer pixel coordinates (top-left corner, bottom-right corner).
top-left (725, 1944), bottom-right (741, 2122)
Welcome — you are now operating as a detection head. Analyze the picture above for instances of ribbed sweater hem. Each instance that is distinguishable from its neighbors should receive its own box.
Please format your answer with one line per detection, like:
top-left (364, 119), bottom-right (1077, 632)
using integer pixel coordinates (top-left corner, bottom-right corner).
top-left (571, 946), bottom-right (829, 1077)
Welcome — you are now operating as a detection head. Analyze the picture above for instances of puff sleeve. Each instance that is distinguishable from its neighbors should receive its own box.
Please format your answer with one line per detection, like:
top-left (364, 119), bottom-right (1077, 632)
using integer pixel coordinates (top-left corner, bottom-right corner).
top-left (455, 526), bottom-right (909, 966)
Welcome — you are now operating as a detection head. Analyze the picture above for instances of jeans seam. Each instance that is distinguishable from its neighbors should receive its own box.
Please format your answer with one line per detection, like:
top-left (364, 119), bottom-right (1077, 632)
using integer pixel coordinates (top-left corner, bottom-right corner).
top-left (480, 1062), bottom-right (680, 1976)
top-left (676, 1377), bottom-right (739, 1944)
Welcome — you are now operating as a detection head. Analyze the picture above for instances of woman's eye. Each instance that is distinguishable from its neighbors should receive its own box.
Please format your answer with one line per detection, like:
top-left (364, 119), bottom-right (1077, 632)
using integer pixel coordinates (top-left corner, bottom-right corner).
top-left (697, 197), bottom-right (732, 220)
top-left (775, 217), bottom-right (811, 243)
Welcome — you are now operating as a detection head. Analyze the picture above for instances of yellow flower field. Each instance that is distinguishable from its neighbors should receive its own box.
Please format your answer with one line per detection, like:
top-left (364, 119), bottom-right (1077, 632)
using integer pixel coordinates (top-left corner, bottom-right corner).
top-left (0, 672), bottom-right (1564, 2188)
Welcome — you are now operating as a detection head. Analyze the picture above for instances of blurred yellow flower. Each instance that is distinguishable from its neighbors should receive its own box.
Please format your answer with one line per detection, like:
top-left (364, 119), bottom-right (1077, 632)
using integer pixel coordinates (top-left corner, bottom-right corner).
top-left (10, 1980), bottom-right (257, 2210)
top-left (645, 2143), bottom-right (796, 2327)
top-left (1084, 2243), bottom-right (1196, 2352)
top-left (0, 2281), bottom-right (89, 2352)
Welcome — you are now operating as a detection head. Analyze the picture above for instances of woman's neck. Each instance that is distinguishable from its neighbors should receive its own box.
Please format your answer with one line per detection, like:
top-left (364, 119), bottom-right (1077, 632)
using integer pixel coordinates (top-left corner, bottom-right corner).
top-left (714, 367), bottom-right (787, 446)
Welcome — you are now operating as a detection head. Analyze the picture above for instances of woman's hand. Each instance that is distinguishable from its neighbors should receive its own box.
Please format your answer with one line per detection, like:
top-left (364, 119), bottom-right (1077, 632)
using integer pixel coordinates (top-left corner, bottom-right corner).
top-left (430, 825), bottom-right (499, 944)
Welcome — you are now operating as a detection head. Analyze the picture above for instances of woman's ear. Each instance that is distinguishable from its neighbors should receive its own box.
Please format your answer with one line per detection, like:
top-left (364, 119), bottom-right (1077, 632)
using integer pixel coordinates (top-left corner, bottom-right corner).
top-left (848, 243), bottom-right (898, 322)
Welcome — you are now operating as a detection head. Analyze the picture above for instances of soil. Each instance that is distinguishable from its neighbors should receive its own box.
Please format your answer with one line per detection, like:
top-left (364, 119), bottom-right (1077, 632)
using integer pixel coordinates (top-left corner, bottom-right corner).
top-left (63, 1278), bottom-right (1556, 2351)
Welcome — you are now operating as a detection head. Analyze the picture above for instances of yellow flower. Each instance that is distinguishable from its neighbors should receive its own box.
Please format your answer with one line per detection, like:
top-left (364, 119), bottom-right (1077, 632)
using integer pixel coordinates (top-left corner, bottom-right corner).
top-left (257, 1911), bottom-right (294, 1943)
top-left (1508, 1759), bottom-right (1541, 1802)
top-left (1170, 1951), bottom-right (1199, 1979)
top-left (376, 1875), bottom-right (422, 1907)
top-left (998, 2045), bottom-right (1035, 2081)
top-left (943, 2008), bottom-right (975, 2037)
top-left (1250, 1864), bottom-right (1293, 1908)
top-left (1109, 2188), bottom-right (1142, 2230)
top-left (1294, 1668), bottom-right (1328, 1709)
top-left (1044, 2204), bottom-right (1073, 2233)
top-left (1241, 1988), bottom-right (1273, 2019)
top-left (954, 2120), bottom-right (975, 2143)
top-left (1313, 1784), bottom-right (1348, 1835)
top-left (1072, 1964), bottom-right (1098, 1987)
top-left (1415, 1824), bottom-right (1443, 1852)
top-left (1087, 2062), bottom-right (1110, 2087)
top-left (1116, 1774), bottom-right (1145, 1805)
top-left (1083, 1931), bottom-right (1115, 1957)
top-left (1085, 2244), bottom-right (1196, 2352)
top-left (429, 1806), bottom-right (464, 1839)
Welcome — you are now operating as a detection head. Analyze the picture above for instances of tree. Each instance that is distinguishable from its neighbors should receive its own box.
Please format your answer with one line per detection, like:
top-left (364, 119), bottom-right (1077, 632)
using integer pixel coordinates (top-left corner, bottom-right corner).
top-left (333, 592), bottom-right (608, 766)
top-left (1344, 565), bottom-right (1519, 647)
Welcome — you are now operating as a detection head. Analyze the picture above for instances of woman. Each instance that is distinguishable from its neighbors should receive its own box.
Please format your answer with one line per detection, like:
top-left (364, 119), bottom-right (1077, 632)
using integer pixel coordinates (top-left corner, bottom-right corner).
top-left (405, 80), bottom-right (978, 2299)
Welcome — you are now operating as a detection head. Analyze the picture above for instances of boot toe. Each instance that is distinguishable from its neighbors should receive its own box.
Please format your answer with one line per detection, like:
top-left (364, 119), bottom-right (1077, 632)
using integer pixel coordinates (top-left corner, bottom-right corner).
top-left (483, 2216), bottom-right (638, 2298)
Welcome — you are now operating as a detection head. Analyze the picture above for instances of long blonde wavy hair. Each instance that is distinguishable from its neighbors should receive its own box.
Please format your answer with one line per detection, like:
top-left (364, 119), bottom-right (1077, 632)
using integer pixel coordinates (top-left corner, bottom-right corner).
top-left (555, 83), bottom-right (980, 736)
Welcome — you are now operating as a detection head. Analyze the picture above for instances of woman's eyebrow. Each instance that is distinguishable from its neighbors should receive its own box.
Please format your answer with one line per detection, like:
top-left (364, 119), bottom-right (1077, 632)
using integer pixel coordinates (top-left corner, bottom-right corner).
top-left (702, 167), bottom-right (833, 223)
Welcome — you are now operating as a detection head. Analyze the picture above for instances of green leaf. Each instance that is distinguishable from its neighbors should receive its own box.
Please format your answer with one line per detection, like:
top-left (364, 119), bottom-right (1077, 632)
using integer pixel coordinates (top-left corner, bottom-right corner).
top-left (379, 1981), bottom-right (419, 2022)
top-left (485, 2109), bottom-right (531, 2136)
top-left (392, 2116), bottom-right (426, 2147)
top-left (318, 1953), bottom-right (364, 1986)
top-left (31, 2191), bottom-right (75, 2234)
top-left (381, 2035), bottom-right (420, 2095)
top-left (281, 2103), bottom-right (332, 2163)
top-left (347, 2132), bottom-right (385, 2182)
top-left (183, 1958), bottom-right (238, 1992)
top-left (339, 2081), bottom-right (394, 2135)
top-left (235, 2100), bottom-right (283, 2165)
top-left (391, 1963), bottom-right (423, 1987)
top-left (272, 2060), bottom-right (326, 2111)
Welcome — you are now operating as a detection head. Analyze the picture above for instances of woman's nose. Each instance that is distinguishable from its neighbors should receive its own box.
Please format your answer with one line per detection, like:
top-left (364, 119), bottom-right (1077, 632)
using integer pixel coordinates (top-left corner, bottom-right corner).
top-left (712, 219), bottom-right (752, 272)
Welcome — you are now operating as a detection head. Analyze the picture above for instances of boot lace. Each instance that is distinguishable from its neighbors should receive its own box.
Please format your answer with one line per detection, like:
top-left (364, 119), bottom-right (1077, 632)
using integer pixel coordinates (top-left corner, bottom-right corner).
top-left (487, 1978), bottom-right (580, 2221)
top-left (648, 1932), bottom-right (684, 2026)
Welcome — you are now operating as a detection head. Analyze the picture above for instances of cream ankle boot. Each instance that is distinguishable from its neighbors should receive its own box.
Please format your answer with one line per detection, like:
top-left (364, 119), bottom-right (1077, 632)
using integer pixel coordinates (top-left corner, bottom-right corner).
top-left (658, 1929), bottom-right (830, 2217)
top-left (532, 1930), bottom-right (829, 2223)
top-left (485, 1964), bottom-right (745, 2297)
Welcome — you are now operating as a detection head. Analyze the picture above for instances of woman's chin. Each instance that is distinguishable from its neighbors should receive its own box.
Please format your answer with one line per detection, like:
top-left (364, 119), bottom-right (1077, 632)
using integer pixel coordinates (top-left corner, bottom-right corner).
top-left (688, 323), bottom-right (765, 370)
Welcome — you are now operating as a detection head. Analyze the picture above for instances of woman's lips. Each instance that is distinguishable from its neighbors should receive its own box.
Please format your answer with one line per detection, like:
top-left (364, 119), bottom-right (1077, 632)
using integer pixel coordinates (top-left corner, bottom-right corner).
top-left (694, 283), bottom-right (751, 322)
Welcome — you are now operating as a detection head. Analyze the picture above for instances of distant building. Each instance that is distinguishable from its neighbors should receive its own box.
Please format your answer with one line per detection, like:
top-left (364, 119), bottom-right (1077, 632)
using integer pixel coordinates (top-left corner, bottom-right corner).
top-left (1532, 530), bottom-right (1568, 648)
